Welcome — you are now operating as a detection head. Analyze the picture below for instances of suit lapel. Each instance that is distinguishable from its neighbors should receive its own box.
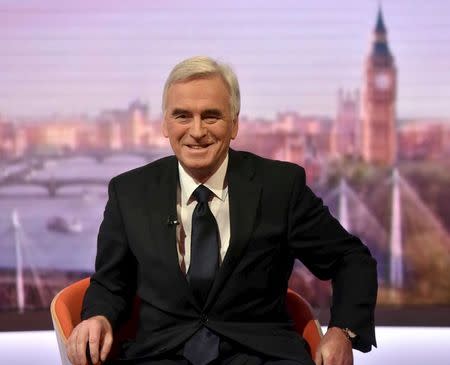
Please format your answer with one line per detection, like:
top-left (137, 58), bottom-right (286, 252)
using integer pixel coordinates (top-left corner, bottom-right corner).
top-left (204, 150), bottom-right (262, 310)
top-left (143, 157), bottom-right (202, 311)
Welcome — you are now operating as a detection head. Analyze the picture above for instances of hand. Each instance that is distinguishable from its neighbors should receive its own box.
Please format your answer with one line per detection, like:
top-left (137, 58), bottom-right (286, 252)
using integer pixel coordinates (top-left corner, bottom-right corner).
top-left (66, 315), bottom-right (113, 365)
top-left (314, 327), bottom-right (353, 365)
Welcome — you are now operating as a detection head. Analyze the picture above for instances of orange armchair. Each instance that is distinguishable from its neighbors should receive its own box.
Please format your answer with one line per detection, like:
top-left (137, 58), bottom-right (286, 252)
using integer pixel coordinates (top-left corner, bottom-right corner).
top-left (51, 278), bottom-right (322, 365)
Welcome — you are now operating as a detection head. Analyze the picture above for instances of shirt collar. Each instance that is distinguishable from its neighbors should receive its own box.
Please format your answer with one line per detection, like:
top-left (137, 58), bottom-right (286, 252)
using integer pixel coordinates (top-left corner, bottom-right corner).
top-left (179, 154), bottom-right (228, 205)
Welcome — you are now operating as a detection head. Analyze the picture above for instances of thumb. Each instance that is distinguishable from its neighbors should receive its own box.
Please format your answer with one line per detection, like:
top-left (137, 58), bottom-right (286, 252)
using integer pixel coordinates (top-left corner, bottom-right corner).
top-left (100, 330), bottom-right (113, 362)
top-left (315, 350), bottom-right (323, 365)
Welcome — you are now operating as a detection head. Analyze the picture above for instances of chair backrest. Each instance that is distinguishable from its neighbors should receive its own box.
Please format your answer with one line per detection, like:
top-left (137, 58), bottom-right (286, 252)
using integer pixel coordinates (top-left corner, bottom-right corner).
top-left (51, 278), bottom-right (322, 364)
top-left (51, 277), bottom-right (90, 365)
top-left (285, 288), bottom-right (323, 358)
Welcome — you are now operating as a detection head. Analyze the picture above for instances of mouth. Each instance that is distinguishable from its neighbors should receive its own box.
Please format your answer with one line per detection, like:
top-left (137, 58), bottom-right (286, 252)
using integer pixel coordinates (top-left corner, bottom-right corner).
top-left (185, 144), bottom-right (212, 150)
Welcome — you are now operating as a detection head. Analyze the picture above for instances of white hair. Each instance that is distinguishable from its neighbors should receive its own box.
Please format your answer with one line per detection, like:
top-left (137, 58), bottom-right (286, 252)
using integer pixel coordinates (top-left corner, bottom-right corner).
top-left (162, 56), bottom-right (240, 119)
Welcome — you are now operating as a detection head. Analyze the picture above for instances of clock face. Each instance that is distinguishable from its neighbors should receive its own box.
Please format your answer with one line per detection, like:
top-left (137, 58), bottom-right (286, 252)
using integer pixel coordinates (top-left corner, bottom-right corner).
top-left (374, 72), bottom-right (391, 90)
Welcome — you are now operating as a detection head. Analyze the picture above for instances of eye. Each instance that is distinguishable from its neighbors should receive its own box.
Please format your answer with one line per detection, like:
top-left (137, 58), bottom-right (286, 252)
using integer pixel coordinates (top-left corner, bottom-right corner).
top-left (174, 113), bottom-right (190, 123)
top-left (203, 114), bottom-right (221, 124)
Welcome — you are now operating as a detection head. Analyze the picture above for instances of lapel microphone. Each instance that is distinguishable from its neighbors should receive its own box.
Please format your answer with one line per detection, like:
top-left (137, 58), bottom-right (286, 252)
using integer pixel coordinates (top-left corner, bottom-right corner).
top-left (167, 216), bottom-right (179, 226)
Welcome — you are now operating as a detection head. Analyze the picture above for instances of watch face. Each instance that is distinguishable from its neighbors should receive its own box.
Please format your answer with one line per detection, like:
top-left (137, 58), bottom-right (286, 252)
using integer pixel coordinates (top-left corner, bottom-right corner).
top-left (374, 72), bottom-right (391, 90)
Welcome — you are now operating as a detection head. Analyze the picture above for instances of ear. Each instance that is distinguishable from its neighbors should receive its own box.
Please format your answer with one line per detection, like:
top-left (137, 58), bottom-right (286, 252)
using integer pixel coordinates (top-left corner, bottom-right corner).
top-left (231, 117), bottom-right (239, 140)
top-left (162, 117), bottom-right (169, 138)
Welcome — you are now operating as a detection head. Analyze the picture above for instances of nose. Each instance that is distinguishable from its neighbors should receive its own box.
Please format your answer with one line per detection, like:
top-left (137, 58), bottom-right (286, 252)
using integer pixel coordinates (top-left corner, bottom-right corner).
top-left (189, 116), bottom-right (207, 139)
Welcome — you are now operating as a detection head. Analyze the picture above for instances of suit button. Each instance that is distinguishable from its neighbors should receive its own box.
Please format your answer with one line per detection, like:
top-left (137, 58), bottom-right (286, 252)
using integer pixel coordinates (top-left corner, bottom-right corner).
top-left (200, 314), bottom-right (208, 323)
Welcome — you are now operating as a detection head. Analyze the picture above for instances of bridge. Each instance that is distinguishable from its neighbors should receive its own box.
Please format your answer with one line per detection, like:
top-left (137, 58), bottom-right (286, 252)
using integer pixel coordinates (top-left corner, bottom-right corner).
top-left (0, 177), bottom-right (109, 197)
top-left (0, 147), bottom-right (171, 196)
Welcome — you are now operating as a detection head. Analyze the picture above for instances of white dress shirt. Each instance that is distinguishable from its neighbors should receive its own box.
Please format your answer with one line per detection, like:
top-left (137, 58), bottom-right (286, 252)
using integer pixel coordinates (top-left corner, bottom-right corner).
top-left (176, 155), bottom-right (231, 273)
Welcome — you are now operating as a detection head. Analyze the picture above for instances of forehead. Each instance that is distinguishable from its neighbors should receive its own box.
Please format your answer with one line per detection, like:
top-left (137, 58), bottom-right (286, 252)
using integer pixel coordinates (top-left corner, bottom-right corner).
top-left (165, 75), bottom-right (230, 111)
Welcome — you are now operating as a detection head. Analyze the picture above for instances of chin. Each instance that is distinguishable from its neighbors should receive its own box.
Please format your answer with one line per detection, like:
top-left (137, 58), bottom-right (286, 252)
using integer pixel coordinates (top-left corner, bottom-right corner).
top-left (180, 158), bottom-right (214, 177)
top-left (180, 157), bottom-right (208, 169)
top-left (183, 161), bottom-right (211, 172)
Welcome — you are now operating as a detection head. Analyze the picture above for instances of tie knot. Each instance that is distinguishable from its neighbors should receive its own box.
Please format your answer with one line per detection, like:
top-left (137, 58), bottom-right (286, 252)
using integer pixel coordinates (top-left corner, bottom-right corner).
top-left (193, 185), bottom-right (212, 204)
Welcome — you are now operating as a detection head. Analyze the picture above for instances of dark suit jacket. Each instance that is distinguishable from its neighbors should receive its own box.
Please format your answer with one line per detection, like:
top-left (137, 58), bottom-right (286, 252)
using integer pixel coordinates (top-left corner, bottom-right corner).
top-left (82, 150), bottom-right (377, 364)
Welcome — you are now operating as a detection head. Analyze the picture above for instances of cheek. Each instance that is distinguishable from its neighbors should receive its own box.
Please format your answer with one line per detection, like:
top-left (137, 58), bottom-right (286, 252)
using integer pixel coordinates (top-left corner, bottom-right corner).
top-left (210, 125), bottom-right (232, 141)
top-left (168, 126), bottom-right (187, 141)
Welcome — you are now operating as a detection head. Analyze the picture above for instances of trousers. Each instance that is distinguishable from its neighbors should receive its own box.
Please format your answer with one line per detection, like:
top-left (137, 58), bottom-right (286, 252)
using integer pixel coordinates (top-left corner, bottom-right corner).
top-left (104, 337), bottom-right (306, 365)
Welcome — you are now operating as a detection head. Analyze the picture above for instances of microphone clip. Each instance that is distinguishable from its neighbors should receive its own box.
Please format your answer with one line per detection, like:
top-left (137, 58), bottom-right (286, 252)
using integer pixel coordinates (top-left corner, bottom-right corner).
top-left (167, 217), bottom-right (179, 226)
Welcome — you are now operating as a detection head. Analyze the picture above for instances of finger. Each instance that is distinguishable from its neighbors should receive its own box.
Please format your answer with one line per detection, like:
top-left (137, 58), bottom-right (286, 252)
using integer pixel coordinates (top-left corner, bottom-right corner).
top-left (314, 350), bottom-right (323, 365)
top-left (69, 327), bottom-right (84, 365)
top-left (347, 349), bottom-right (354, 365)
top-left (100, 330), bottom-right (113, 362)
top-left (66, 327), bottom-right (78, 364)
top-left (75, 323), bottom-right (89, 365)
top-left (87, 322), bottom-right (102, 364)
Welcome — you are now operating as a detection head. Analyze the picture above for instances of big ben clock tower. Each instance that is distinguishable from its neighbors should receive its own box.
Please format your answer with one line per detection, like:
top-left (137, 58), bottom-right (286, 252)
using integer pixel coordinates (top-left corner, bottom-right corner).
top-left (361, 8), bottom-right (397, 166)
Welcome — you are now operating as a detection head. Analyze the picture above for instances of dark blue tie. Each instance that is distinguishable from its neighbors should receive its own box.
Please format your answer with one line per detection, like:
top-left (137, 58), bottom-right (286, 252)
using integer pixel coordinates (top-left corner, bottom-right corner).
top-left (183, 185), bottom-right (220, 365)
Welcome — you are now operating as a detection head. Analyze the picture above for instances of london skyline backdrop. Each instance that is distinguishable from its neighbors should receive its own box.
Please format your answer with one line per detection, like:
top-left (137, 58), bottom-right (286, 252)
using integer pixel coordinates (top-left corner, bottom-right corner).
top-left (1, 0), bottom-right (450, 120)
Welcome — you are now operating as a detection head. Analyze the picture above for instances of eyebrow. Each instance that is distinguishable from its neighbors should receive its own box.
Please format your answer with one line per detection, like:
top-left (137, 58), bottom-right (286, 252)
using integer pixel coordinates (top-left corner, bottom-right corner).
top-left (170, 108), bottom-right (191, 117)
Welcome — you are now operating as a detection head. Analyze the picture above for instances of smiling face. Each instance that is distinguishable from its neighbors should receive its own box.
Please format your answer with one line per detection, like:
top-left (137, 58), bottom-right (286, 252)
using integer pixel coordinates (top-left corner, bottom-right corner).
top-left (163, 75), bottom-right (239, 183)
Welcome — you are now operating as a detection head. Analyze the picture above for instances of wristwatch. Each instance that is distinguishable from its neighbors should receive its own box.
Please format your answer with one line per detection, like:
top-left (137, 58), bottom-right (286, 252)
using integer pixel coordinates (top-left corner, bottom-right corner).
top-left (340, 327), bottom-right (358, 345)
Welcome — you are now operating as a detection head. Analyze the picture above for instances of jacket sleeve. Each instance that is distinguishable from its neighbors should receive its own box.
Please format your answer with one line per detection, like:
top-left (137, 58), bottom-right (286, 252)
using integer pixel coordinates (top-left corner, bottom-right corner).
top-left (81, 177), bottom-right (137, 329)
top-left (287, 166), bottom-right (377, 352)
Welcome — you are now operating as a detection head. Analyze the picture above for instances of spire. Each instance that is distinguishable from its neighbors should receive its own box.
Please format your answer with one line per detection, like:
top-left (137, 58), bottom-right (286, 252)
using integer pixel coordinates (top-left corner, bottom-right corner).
top-left (371, 5), bottom-right (391, 60)
top-left (375, 6), bottom-right (386, 34)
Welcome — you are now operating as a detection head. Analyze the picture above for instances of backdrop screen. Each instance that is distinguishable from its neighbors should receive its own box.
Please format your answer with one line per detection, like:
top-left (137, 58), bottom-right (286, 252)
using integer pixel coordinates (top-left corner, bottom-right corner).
top-left (1, 0), bottom-right (449, 327)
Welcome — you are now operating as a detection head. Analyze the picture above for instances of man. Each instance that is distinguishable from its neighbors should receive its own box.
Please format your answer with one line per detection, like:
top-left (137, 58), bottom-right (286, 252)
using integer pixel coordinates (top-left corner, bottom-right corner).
top-left (67, 56), bottom-right (377, 365)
